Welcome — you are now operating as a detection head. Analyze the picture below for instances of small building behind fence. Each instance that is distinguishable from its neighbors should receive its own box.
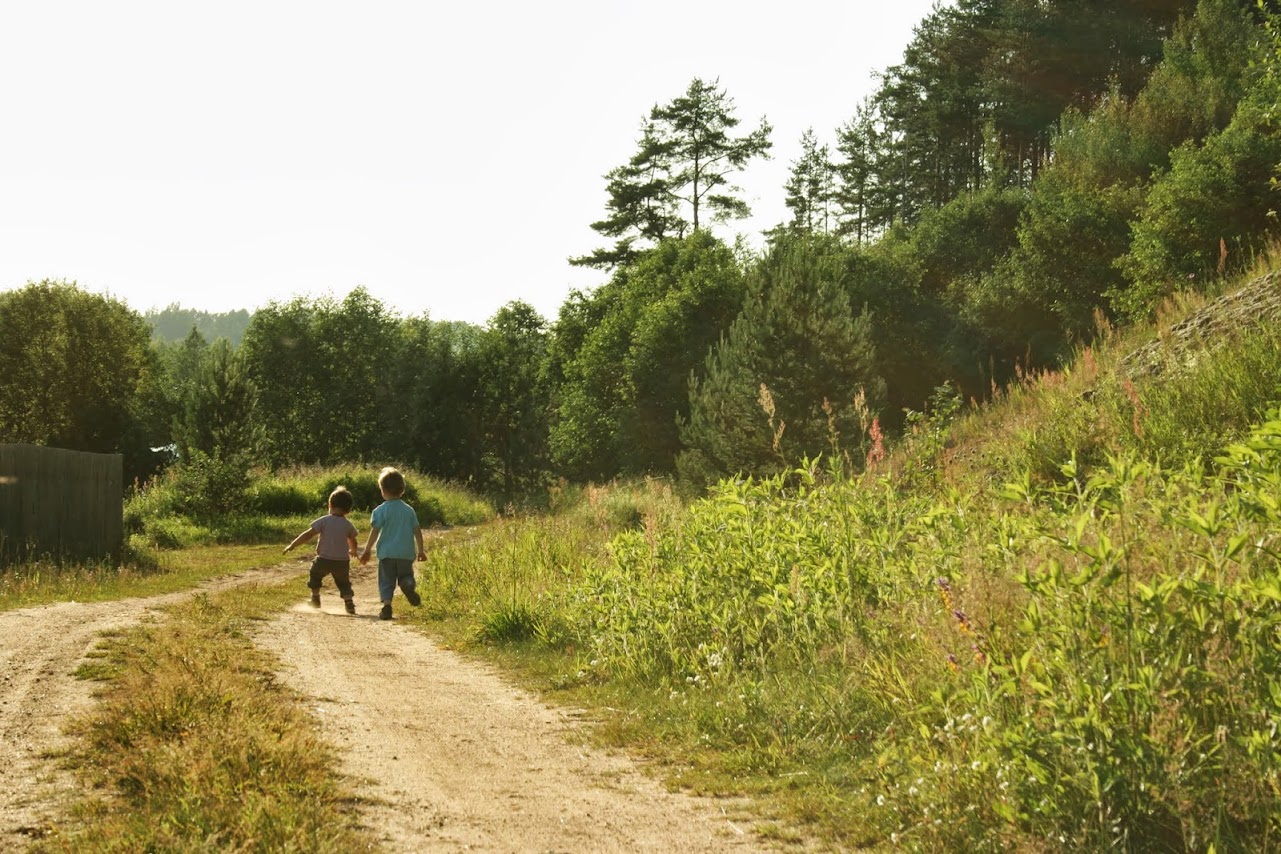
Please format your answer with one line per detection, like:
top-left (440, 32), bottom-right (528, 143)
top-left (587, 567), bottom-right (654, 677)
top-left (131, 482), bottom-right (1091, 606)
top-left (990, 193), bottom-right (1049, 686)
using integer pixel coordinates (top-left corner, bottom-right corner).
top-left (0, 444), bottom-right (123, 563)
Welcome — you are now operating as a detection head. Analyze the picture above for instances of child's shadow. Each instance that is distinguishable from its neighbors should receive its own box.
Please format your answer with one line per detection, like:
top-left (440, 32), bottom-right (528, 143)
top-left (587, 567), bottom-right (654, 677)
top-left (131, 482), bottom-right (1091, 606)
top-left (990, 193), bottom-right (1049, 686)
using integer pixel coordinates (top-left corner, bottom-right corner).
top-left (290, 602), bottom-right (382, 621)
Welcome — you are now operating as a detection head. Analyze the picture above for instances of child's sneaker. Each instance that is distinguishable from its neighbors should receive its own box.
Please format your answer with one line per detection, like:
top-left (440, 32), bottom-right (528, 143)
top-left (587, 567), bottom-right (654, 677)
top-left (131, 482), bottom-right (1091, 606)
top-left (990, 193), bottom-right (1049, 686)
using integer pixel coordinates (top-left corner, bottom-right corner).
top-left (344, 599), bottom-right (356, 615)
top-left (310, 592), bottom-right (321, 608)
top-left (405, 589), bottom-right (422, 607)
top-left (379, 604), bottom-right (392, 621)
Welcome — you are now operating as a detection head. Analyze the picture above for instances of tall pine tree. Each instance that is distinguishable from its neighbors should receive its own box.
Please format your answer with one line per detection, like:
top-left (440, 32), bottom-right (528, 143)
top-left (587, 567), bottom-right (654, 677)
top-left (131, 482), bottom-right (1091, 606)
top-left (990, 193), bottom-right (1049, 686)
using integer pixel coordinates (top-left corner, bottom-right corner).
top-left (678, 237), bottom-right (883, 488)
top-left (572, 78), bottom-right (772, 269)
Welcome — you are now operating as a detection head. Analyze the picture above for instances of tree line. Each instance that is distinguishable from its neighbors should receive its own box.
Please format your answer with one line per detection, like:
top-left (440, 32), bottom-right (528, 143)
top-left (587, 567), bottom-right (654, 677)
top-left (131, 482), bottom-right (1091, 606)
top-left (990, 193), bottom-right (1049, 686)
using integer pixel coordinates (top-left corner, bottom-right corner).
top-left (2, 0), bottom-right (1279, 500)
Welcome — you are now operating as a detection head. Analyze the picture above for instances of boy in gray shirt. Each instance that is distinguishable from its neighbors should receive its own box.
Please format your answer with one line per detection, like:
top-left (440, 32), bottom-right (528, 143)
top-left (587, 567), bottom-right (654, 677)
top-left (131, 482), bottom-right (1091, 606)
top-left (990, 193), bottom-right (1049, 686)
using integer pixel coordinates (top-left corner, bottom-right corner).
top-left (284, 485), bottom-right (360, 614)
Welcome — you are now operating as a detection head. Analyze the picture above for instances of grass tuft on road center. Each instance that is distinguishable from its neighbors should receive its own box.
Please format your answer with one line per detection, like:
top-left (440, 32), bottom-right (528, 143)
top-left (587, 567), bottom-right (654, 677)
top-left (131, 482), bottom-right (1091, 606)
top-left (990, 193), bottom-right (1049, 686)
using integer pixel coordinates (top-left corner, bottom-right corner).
top-left (37, 583), bottom-right (375, 853)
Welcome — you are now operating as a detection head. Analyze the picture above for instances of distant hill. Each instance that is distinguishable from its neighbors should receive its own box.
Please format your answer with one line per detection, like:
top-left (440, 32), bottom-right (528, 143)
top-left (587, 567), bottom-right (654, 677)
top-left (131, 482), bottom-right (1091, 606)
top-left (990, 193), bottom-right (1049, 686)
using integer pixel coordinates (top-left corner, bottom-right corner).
top-left (146, 305), bottom-right (252, 345)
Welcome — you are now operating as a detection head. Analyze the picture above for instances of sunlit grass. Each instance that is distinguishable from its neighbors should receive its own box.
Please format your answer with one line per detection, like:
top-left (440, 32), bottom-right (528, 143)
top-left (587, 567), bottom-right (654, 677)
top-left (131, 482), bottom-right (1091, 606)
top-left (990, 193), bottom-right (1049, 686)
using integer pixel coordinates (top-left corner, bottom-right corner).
top-left (39, 583), bottom-right (374, 852)
top-left (385, 273), bottom-right (1281, 850)
top-left (0, 538), bottom-right (302, 613)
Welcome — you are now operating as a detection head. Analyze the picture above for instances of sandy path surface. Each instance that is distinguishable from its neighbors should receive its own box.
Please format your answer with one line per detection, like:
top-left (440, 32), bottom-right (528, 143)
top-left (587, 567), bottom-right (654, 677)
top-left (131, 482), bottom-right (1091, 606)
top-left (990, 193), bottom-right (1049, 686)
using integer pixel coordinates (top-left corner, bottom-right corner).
top-left (254, 565), bottom-right (767, 852)
top-left (0, 563), bottom-right (296, 851)
top-left (0, 560), bottom-right (776, 852)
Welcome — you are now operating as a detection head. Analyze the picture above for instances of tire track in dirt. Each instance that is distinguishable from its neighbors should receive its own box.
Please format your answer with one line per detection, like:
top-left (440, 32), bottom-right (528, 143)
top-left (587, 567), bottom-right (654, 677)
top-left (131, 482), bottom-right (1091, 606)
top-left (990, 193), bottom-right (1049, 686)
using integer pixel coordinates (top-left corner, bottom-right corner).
top-left (0, 563), bottom-right (295, 851)
top-left (253, 566), bottom-right (769, 852)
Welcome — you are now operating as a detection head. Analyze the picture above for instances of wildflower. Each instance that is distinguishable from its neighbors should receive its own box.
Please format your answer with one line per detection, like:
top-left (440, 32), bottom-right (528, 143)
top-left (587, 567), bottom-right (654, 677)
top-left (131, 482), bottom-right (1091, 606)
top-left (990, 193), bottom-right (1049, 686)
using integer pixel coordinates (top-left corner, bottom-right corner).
top-left (1121, 377), bottom-right (1146, 438)
top-left (866, 417), bottom-right (886, 468)
top-left (877, 794), bottom-right (886, 806)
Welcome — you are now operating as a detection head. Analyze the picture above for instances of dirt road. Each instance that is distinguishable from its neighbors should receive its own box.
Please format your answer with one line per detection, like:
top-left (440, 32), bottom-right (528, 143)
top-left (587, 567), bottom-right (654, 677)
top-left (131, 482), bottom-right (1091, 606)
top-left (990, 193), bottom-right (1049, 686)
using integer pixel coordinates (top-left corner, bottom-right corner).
top-left (0, 562), bottom-right (772, 852)
top-left (256, 564), bottom-right (763, 851)
top-left (0, 564), bottom-right (292, 851)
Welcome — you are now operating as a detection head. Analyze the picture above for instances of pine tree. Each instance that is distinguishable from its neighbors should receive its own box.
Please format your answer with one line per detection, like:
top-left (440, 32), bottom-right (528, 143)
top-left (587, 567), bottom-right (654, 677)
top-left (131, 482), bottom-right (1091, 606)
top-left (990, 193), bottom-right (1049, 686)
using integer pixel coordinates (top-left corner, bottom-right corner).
top-left (572, 78), bottom-right (772, 269)
top-left (677, 238), bottom-right (884, 488)
top-left (174, 337), bottom-right (256, 461)
top-left (783, 129), bottom-right (836, 235)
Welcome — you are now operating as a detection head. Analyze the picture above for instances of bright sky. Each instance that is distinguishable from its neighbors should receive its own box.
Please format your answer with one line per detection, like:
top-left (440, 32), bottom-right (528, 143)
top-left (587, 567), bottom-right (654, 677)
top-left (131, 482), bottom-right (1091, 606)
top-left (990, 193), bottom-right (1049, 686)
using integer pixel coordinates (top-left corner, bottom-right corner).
top-left (0, 1), bottom-right (941, 325)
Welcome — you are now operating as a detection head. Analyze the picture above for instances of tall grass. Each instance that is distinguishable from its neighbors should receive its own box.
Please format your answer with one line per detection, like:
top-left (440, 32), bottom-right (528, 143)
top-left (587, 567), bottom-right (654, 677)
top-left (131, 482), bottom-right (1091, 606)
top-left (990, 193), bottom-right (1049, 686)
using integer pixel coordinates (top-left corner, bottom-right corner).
top-left (125, 463), bottom-right (494, 551)
top-left (408, 479), bottom-right (680, 645)
top-left (395, 274), bottom-right (1281, 849)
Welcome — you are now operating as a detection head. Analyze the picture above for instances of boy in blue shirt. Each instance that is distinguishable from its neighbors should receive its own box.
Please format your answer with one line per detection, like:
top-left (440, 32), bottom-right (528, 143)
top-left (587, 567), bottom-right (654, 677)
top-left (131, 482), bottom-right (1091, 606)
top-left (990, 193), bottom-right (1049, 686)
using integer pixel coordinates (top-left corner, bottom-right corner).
top-left (358, 467), bottom-right (427, 621)
top-left (284, 485), bottom-right (360, 615)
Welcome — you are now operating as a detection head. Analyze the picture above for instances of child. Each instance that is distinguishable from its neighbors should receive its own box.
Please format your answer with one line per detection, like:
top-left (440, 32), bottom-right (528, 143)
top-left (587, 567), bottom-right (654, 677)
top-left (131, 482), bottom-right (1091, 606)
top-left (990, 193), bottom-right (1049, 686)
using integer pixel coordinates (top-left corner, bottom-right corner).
top-left (284, 485), bottom-right (359, 615)
top-left (358, 466), bottom-right (426, 621)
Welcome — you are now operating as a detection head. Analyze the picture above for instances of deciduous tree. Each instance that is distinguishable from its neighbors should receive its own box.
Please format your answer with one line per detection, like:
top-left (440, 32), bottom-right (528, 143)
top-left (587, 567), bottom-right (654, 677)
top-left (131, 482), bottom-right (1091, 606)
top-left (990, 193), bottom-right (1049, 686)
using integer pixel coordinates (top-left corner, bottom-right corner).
top-left (0, 280), bottom-right (154, 472)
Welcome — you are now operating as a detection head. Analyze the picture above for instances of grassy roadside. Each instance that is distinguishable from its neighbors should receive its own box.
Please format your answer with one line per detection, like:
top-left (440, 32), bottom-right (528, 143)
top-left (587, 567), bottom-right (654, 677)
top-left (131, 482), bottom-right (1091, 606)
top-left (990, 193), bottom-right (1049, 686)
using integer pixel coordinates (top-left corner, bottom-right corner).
top-left (0, 538), bottom-right (297, 613)
top-left (36, 579), bottom-right (377, 853)
top-left (384, 276), bottom-right (1281, 850)
top-left (395, 504), bottom-right (862, 849)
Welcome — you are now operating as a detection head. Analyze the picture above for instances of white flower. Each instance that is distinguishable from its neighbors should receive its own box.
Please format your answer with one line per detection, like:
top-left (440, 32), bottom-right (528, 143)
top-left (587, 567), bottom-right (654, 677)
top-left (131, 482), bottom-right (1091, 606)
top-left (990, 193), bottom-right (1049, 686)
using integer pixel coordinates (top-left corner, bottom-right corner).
top-left (971, 761), bottom-right (981, 770)
top-left (877, 795), bottom-right (886, 806)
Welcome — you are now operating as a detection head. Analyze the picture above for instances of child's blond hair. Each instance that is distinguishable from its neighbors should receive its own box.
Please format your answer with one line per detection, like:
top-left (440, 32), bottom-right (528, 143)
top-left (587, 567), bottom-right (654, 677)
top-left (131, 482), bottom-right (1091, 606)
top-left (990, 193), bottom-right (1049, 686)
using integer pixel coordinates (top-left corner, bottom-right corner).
top-left (378, 467), bottom-right (406, 497)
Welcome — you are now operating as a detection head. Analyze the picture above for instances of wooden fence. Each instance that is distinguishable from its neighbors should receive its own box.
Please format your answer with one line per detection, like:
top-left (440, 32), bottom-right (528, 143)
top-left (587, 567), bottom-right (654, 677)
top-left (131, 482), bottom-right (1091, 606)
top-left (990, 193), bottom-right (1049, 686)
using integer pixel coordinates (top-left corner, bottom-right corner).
top-left (0, 444), bottom-right (123, 563)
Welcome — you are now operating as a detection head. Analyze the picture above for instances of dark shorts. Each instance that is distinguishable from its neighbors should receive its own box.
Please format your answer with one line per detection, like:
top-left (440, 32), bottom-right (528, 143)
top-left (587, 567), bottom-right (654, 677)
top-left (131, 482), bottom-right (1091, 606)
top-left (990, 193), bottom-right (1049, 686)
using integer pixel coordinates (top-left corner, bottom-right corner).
top-left (308, 556), bottom-right (354, 599)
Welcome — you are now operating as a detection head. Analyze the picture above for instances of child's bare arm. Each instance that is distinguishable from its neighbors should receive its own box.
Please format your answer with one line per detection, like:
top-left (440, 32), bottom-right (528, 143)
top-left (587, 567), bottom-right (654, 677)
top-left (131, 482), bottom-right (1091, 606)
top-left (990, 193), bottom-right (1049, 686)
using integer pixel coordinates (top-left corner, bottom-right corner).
top-left (284, 527), bottom-right (317, 554)
top-left (359, 528), bottom-right (380, 565)
top-left (414, 527), bottom-right (426, 561)
top-left (347, 531), bottom-right (359, 558)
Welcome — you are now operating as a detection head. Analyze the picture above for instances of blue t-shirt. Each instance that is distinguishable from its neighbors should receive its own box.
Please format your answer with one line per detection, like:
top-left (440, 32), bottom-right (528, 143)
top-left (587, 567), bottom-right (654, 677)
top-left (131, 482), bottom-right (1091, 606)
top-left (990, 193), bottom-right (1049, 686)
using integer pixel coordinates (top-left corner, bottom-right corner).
top-left (370, 498), bottom-right (418, 559)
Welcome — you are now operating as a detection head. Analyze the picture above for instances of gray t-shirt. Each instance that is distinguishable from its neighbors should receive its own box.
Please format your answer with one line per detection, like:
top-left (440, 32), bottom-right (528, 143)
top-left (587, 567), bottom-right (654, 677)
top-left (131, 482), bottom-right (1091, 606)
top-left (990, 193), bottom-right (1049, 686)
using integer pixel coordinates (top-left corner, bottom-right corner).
top-left (311, 513), bottom-right (357, 560)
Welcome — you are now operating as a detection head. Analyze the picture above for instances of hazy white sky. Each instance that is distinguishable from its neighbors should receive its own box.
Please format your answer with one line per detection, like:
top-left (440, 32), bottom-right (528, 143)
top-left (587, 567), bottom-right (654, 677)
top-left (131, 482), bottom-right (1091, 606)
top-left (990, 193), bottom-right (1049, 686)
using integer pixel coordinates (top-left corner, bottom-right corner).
top-left (0, 1), bottom-right (940, 325)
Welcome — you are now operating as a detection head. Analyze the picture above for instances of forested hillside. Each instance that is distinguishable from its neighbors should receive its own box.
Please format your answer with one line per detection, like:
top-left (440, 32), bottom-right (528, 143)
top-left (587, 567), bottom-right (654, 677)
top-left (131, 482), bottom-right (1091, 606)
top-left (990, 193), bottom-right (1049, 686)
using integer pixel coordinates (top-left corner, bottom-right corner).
top-left (4, 4), bottom-right (1281, 849)
top-left (146, 305), bottom-right (252, 346)
top-left (2, 0), bottom-right (1278, 500)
